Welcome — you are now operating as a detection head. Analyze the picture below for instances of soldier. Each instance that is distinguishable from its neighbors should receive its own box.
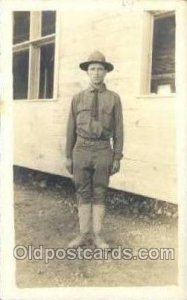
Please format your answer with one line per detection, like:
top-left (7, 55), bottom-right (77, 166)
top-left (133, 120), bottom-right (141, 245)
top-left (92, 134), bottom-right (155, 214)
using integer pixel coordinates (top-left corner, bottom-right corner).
top-left (65, 50), bottom-right (124, 249)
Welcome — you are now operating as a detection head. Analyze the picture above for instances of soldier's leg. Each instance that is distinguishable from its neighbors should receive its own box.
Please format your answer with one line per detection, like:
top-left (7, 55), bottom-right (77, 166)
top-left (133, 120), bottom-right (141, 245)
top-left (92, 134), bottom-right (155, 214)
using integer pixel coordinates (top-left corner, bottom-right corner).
top-left (68, 148), bottom-right (92, 248)
top-left (92, 147), bottom-right (113, 249)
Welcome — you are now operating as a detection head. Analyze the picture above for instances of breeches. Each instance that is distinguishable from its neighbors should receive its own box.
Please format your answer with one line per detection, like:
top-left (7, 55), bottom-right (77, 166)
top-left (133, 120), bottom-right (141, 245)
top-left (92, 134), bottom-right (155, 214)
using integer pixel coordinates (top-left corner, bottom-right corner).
top-left (72, 137), bottom-right (113, 205)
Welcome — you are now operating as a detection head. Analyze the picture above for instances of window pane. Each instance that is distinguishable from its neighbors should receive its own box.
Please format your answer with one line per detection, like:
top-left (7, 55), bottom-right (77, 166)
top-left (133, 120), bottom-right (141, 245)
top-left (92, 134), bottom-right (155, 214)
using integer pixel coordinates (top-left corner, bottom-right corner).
top-left (41, 11), bottom-right (56, 36)
top-left (13, 50), bottom-right (29, 99)
top-left (39, 43), bottom-right (55, 99)
top-left (13, 12), bottom-right (30, 44)
top-left (151, 15), bottom-right (175, 93)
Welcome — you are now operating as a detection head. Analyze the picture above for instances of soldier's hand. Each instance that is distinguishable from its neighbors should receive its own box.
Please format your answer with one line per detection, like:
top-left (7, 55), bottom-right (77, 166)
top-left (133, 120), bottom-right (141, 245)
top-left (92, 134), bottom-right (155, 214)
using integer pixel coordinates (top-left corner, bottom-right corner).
top-left (65, 158), bottom-right (73, 174)
top-left (110, 160), bottom-right (120, 175)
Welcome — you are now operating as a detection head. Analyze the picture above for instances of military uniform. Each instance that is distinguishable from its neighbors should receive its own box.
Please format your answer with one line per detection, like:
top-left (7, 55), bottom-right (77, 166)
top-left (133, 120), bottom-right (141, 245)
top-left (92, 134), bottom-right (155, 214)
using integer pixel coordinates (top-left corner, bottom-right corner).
top-left (66, 83), bottom-right (123, 205)
top-left (65, 51), bottom-right (124, 249)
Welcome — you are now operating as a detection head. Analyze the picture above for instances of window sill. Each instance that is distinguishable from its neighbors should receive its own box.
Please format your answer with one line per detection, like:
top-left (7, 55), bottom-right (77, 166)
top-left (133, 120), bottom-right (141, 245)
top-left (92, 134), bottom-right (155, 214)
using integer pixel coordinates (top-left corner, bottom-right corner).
top-left (136, 93), bottom-right (176, 100)
top-left (13, 98), bottom-right (58, 102)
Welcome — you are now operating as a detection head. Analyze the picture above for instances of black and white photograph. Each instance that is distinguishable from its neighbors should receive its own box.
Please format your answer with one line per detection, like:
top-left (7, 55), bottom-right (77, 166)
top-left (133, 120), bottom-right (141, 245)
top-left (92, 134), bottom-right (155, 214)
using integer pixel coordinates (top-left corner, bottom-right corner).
top-left (1, 0), bottom-right (187, 299)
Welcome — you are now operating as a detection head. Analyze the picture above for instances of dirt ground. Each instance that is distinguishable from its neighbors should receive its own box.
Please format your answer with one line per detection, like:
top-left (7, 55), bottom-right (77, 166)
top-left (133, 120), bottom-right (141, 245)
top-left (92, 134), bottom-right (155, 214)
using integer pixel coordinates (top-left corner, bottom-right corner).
top-left (14, 169), bottom-right (178, 287)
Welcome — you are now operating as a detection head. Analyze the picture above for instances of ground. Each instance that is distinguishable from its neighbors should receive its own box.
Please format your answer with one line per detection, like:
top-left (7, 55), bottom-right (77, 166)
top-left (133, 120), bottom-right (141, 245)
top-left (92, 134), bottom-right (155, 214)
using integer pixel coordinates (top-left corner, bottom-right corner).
top-left (14, 168), bottom-right (178, 287)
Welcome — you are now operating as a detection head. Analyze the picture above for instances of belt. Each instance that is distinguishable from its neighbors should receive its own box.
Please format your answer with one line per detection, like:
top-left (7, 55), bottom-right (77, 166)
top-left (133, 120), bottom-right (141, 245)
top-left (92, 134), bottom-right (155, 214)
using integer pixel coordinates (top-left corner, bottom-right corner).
top-left (76, 135), bottom-right (110, 146)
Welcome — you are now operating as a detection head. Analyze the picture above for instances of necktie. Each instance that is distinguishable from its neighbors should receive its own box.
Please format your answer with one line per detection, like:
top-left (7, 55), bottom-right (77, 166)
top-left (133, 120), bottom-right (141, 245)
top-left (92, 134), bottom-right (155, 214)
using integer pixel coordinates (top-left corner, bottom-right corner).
top-left (91, 89), bottom-right (99, 120)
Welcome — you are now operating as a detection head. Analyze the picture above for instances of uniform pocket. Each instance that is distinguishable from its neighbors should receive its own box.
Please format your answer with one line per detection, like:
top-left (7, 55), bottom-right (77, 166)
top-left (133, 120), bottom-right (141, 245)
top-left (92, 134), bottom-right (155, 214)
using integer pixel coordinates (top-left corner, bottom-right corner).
top-left (76, 109), bottom-right (90, 125)
top-left (102, 107), bottom-right (113, 129)
top-left (76, 101), bottom-right (91, 125)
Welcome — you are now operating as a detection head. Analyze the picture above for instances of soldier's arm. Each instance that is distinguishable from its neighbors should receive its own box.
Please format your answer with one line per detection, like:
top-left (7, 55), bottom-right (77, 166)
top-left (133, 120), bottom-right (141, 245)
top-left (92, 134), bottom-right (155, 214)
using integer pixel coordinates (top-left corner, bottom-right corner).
top-left (65, 96), bottom-right (77, 159)
top-left (113, 95), bottom-right (124, 161)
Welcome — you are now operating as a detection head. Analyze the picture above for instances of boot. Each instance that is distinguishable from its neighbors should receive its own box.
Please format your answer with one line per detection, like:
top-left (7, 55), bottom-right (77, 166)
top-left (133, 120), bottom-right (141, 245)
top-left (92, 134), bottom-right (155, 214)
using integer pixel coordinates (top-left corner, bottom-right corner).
top-left (68, 203), bottom-right (91, 248)
top-left (92, 204), bottom-right (109, 249)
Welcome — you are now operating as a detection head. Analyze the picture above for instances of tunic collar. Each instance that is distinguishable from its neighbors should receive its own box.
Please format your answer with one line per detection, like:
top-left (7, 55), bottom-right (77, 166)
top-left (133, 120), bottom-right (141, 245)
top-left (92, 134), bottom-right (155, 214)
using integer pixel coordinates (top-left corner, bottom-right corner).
top-left (88, 83), bottom-right (106, 93)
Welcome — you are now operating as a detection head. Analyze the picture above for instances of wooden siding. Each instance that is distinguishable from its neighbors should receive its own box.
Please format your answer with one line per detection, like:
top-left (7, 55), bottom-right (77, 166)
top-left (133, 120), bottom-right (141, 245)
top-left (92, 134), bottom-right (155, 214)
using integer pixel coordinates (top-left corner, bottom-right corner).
top-left (13, 10), bottom-right (177, 203)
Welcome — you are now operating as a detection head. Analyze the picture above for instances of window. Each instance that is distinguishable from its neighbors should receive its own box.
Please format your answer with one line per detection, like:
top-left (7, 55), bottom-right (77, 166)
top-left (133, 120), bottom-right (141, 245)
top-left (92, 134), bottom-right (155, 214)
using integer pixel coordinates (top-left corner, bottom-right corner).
top-left (13, 12), bottom-right (30, 44)
top-left (13, 11), bottom-right (56, 100)
top-left (13, 50), bottom-right (29, 99)
top-left (151, 13), bottom-right (175, 94)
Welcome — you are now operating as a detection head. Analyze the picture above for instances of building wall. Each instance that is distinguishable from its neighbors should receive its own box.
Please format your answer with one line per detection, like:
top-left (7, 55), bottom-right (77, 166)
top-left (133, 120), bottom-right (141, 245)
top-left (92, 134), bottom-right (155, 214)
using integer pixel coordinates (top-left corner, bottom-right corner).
top-left (13, 10), bottom-right (177, 203)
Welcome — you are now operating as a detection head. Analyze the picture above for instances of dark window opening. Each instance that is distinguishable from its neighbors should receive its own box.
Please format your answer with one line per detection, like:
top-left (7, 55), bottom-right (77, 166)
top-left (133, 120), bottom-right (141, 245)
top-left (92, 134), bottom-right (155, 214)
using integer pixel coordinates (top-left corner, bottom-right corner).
top-left (41, 11), bottom-right (56, 36)
top-left (13, 50), bottom-right (29, 99)
top-left (151, 15), bottom-right (175, 94)
top-left (39, 43), bottom-right (55, 99)
top-left (13, 11), bottom-right (30, 44)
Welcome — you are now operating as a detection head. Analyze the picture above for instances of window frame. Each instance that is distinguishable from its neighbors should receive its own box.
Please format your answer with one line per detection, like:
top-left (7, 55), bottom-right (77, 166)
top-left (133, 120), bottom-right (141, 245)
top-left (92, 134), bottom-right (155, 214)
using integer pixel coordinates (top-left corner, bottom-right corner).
top-left (13, 10), bottom-right (59, 101)
top-left (139, 10), bottom-right (176, 97)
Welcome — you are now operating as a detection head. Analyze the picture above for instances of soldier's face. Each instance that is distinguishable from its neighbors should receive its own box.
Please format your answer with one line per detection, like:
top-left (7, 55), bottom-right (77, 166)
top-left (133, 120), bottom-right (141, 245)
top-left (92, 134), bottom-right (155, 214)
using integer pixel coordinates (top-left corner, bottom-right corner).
top-left (87, 63), bottom-right (107, 84)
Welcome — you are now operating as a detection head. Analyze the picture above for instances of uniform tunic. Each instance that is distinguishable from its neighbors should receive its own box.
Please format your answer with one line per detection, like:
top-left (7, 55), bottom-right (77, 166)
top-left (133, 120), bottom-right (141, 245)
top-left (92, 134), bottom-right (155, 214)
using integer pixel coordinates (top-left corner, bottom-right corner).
top-left (66, 83), bottom-right (124, 205)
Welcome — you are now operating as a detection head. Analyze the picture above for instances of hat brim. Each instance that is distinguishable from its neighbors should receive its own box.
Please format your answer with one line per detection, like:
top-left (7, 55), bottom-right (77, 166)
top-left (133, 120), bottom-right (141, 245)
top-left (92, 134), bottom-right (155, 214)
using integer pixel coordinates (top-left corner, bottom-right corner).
top-left (79, 60), bottom-right (114, 72)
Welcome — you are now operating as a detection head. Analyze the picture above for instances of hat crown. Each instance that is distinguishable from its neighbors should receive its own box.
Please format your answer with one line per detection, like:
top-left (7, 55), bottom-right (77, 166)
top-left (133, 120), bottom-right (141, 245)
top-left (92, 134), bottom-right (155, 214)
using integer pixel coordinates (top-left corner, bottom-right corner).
top-left (79, 50), bottom-right (114, 72)
top-left (88, 50), bottom-right (106, 63)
